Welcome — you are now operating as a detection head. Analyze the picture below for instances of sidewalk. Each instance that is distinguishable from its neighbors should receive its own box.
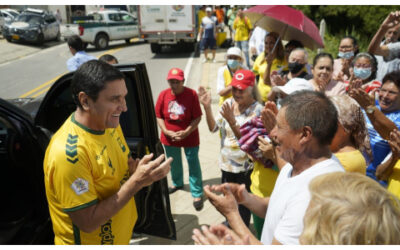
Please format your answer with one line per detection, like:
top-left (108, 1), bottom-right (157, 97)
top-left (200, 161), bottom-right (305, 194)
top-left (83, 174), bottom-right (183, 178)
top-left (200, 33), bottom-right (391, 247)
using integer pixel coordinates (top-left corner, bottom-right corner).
top-left (131, 48), bottom-right (255, 245)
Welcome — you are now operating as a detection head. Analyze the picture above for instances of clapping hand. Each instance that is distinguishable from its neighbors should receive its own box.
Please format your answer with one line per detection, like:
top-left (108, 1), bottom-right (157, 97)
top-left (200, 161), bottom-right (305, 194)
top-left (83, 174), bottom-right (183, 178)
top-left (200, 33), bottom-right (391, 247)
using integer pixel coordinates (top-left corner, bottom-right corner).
top-left (389, 129), bottom-right (400, 160)
top-left (220, 102), bottom-right (236, 126)
top-left (192, 224), bottom-right (250, 245)
top-left (348, 88), bottom-right (375, 109)
top-left (261, 101), bottom-right (278, 134)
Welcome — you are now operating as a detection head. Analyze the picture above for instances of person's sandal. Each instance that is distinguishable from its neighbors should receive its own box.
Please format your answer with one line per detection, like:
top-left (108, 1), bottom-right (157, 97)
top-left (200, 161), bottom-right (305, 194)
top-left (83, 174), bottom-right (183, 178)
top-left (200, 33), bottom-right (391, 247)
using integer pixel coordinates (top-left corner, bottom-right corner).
top-left (193, 197), bottom-right (204, 211)
top-left (168, 186), bottom-right (183, 194)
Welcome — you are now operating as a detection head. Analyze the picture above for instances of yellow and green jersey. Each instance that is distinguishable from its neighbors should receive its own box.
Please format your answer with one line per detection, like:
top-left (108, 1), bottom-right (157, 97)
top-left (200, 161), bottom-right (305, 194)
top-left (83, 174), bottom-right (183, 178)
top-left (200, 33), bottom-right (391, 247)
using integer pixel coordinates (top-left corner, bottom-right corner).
top-left (43, 113), bottom-right (137, 245)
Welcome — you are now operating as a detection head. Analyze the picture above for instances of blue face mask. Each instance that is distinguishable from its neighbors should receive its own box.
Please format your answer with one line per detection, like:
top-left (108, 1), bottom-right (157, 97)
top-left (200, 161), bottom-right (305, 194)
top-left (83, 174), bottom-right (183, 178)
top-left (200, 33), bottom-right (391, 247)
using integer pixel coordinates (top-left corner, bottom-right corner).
top-left (354, 67), bottom-right (372, 80)
top-left (338, 51), bottom-right (354, 59)
top-left (227, 59), bottom-right (240, 69)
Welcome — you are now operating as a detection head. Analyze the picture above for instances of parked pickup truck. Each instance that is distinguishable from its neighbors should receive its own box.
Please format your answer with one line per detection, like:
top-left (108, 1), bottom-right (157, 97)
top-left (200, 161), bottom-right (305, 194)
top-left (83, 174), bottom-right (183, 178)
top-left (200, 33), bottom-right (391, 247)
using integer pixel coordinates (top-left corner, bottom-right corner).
top-left (61, 10), bottom-right (139, 50)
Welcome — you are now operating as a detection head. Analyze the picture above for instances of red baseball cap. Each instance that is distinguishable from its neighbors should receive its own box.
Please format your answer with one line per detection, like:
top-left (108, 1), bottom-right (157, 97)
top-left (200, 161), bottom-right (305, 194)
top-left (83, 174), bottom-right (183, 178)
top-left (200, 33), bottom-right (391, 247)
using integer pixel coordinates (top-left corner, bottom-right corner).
top-left (167, 68), bottom-right (184, 81)
top-left (230, 69), bottom-right (255, 90)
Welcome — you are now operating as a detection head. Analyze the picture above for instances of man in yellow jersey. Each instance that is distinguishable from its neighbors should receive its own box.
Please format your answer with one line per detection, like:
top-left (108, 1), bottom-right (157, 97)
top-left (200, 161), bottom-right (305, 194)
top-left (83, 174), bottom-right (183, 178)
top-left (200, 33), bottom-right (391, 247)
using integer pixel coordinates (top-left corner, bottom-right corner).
top-left (43, 60), bottom-right (172, 245)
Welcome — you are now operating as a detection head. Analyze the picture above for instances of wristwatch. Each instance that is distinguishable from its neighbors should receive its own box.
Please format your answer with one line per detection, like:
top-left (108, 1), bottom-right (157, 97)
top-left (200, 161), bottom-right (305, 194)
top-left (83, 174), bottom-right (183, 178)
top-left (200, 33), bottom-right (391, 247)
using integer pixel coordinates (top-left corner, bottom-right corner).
top-left (366, 105), bottom-right (376, 115)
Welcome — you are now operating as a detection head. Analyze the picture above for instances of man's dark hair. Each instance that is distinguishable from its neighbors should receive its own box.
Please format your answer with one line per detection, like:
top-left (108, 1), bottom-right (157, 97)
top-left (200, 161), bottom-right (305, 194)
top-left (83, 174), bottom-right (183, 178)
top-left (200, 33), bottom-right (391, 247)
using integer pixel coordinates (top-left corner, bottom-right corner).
top-left (382, 70), bottom-right (400, 89)
top-left (280, 90), bottom-right (338, 146)
top-left (67, 35), bottom-right (84, 51)
top-left (99, 54), bottom-right (119, 64)
top-left (285, 40), bottom-right (304, 49)
top-left (71, 60), bottom-right (124, 109)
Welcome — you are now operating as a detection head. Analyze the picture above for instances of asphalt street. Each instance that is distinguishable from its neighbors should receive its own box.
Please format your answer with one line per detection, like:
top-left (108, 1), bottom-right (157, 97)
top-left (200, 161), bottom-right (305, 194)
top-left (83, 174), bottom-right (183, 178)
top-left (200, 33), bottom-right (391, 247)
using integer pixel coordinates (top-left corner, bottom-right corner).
top-left (0, 37), bottom-right (195, 103)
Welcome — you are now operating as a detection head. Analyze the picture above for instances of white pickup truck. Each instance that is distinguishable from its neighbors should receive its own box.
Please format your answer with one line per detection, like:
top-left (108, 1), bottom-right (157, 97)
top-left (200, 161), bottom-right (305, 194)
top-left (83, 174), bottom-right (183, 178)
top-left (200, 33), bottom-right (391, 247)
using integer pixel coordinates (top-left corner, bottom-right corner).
top-left (138, 5), bottom-right (197, 53)
top-left (61, 10), bottom-right (139, 50)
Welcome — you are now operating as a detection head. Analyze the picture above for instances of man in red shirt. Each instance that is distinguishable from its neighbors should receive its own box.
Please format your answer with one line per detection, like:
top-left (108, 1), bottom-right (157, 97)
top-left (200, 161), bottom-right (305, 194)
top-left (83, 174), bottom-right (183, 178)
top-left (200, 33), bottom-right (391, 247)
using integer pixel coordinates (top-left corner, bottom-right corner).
top-left (155, 68), bottom-right (204, 210)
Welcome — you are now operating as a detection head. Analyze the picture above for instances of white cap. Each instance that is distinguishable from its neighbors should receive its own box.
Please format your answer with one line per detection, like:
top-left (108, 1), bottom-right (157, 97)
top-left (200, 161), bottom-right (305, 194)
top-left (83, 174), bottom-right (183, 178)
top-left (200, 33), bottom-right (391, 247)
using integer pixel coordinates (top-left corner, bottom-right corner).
top-left (227, 47), bottom-right (242, 59)
top-left (272, 78), bottom-right (314, 95)
top-left (206, 7), bottom-right (212, 12)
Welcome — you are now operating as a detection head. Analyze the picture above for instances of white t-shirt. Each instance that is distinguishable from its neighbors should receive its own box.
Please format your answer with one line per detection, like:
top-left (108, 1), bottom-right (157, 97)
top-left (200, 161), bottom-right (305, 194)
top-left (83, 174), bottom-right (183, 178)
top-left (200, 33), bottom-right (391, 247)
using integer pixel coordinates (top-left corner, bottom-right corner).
top-left (261, 158), bottom-right (344, 245)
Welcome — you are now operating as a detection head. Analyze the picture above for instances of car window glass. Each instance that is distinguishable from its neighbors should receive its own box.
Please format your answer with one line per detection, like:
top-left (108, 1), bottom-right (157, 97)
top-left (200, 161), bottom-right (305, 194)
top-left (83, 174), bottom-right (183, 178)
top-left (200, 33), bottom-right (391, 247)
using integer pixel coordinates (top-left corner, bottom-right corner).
top-left (121, 13), bottom-right (133, 22)
top-left (89, 13), bottom-right (103, 21)
top-left (120, 77), bottom-right (142, 137)
top-left (16, 15), bottom-right (42, 25)
top-left (108, 13), bottom-right (122, 22)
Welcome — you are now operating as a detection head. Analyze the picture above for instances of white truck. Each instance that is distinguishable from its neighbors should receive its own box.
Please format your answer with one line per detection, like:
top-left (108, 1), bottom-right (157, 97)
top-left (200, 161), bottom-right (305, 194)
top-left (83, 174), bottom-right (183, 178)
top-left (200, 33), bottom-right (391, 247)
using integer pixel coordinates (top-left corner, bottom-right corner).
top-left (61, 10), bottom-right (139, 50)
top-left (138, 5), bottom-right (197, 53)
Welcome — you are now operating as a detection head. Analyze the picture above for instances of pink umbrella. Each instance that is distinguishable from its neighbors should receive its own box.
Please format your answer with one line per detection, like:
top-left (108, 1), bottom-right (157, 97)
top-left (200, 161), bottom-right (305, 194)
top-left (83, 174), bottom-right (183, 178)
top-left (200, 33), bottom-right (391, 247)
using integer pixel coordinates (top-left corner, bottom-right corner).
top-left (244, 5), bottom-right (324, 50)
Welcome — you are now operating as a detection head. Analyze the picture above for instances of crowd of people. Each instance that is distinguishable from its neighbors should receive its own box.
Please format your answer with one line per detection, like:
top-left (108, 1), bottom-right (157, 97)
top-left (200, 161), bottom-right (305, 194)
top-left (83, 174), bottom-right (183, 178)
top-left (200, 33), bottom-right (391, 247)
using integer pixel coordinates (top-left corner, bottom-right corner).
top-left (45, 7), bottom-right (400, 245)
top-left (190, 9), bottom-right (400, 245)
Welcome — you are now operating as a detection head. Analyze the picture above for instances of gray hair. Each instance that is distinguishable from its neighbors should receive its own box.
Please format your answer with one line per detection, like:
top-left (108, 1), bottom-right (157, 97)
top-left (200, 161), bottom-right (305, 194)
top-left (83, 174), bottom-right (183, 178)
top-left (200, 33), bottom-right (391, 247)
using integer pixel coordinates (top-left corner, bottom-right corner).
top-left (290, 47), bottom-right (309, 62)
top-left (280, 90), bottom-right (338, 146)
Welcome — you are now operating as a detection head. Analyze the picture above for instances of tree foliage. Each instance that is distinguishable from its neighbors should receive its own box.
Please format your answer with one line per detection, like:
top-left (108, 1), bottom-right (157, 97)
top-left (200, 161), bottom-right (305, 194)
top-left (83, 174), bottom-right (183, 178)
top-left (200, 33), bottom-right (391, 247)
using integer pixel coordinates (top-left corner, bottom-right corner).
top-left (292, 5), bottom-right (400, 38)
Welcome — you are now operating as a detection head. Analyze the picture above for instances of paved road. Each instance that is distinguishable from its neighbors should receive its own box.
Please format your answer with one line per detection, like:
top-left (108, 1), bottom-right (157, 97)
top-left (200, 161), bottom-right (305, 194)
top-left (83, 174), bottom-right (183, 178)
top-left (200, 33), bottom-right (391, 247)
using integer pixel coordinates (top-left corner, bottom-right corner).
top-left (0, 38), bottom-right (193, 103)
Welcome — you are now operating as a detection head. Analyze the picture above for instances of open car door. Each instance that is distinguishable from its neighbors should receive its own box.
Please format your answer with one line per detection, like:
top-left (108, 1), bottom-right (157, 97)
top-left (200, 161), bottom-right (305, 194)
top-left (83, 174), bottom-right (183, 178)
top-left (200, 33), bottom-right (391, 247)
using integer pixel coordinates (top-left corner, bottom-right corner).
top-left (33, 63), bottom-right (176, 240)
top-left (0, 98), bottom-right (53, 244)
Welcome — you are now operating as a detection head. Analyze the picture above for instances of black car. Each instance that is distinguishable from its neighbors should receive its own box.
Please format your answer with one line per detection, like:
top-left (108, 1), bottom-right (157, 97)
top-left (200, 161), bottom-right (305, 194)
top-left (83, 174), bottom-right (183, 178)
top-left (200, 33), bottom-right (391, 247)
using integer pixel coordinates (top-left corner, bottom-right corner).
top-left (0, 63), bottom-right (176, 244)
top-left (3, 8), bottom-right (60, 45)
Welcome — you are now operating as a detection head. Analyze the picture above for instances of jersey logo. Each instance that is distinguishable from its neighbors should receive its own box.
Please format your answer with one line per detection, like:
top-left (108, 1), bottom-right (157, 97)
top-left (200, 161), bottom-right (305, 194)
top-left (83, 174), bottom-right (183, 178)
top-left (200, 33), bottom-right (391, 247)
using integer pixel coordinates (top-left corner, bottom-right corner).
top-left (66, 134), bottom-right (78, 164)
top-left (71, 178), bottom-right (89, 195)
top-left (99, 219), bottom-right (115, 244)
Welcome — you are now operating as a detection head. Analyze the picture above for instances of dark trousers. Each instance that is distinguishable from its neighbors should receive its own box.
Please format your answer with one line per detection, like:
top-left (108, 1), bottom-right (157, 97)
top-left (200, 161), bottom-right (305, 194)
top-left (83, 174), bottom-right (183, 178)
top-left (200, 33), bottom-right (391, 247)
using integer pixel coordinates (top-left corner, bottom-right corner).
top-left (221, 169), bottom-right (253, 227)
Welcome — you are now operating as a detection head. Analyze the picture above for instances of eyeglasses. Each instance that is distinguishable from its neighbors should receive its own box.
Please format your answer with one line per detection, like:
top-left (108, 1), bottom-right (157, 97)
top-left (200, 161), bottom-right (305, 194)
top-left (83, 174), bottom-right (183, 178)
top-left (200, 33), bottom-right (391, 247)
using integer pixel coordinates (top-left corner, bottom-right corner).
top-left (379, 88), bottom-right (399, 96)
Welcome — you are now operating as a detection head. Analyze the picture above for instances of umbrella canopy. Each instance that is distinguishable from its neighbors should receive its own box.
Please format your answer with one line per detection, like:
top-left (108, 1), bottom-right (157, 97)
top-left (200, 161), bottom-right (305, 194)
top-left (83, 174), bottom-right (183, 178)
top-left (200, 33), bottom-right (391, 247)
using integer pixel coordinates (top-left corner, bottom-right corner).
top-left (244, 5), bottom-right (324, 50)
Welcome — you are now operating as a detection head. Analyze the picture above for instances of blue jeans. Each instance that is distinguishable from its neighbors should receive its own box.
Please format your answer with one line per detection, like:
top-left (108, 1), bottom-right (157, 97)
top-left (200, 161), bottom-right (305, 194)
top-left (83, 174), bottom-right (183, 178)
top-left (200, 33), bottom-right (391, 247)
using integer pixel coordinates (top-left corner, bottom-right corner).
top-left (164, 145), bottom-right (203, 198)
top-left (235, 40), bottom-right (250, 68)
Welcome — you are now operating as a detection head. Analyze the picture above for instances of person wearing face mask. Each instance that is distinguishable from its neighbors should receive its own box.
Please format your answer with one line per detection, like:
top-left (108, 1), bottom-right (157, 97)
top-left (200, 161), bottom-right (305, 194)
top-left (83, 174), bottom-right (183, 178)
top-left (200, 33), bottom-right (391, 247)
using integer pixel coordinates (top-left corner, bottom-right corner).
top-left (333, 36), bottom-right (359, 82)
top-left (217, 47), bottom-right (247, 106)
top-left (267, 48), bottom-right (313, 103)
top-left (347, 52), bottom-right (381, 97)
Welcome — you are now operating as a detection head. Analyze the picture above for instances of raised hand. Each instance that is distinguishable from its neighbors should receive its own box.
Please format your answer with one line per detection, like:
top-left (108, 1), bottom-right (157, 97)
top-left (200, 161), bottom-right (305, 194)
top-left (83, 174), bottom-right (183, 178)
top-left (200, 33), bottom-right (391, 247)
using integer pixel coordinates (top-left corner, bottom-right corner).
top-left (381, 11), bottom-right (400, 31)
top-left (198, 86), bottom-right (212, 107)
top-left (270, 71), bottom-right (285, 86)
top-left (348, 88), bottom-right (375, 109)
top-left (389, 129), bottom-right (400, 160)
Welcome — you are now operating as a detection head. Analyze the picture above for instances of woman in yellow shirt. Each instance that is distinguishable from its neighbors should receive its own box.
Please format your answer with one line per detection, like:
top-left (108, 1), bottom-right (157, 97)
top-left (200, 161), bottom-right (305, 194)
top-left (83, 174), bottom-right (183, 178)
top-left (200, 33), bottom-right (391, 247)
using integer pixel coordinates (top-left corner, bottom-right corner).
top-left (376, 129), bottom-right (400, 200)
top-left (329, 95), bottom-right (372, 174)
top-left (252, 32), bottom-right (287, 102)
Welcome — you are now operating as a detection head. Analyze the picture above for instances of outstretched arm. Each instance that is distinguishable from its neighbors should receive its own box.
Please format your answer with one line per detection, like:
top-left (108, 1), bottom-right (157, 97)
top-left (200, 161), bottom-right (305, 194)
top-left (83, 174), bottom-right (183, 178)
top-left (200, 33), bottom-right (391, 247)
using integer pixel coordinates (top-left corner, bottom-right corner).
top-left (368, 11), bottom-right (400, 57)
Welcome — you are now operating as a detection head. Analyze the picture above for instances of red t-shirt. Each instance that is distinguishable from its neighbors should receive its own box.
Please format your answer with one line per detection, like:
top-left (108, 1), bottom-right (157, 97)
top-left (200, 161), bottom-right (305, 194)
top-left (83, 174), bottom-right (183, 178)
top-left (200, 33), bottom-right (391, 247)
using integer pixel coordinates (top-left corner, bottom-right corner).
top-left (155, 87), bottom-right (202, 147)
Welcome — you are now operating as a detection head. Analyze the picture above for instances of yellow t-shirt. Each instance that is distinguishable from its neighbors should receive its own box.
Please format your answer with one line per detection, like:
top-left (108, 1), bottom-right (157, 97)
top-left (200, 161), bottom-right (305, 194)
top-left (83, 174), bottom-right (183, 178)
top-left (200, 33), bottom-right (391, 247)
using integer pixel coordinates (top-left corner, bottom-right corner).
top-left (252, 53), bottom-right (287, 102)
top-left (388, 160), bottom-right (400, 200)
top-left (44, 113), bottom-right (137, 245)
top-left (250, 161), bottom-right (279, 198)
top-left (334, 150), bottom-right (366, 174)
top-left (233, 17), bottom-right (252, 41)
top-left (219, 68), bottom-right (233, 106)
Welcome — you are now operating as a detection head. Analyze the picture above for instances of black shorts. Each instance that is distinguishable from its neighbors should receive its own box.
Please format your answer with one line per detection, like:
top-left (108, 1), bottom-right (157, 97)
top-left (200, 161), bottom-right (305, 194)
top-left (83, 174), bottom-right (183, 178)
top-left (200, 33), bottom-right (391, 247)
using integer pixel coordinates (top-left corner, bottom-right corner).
top-left (200, 37), bottom-right (216, 50)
